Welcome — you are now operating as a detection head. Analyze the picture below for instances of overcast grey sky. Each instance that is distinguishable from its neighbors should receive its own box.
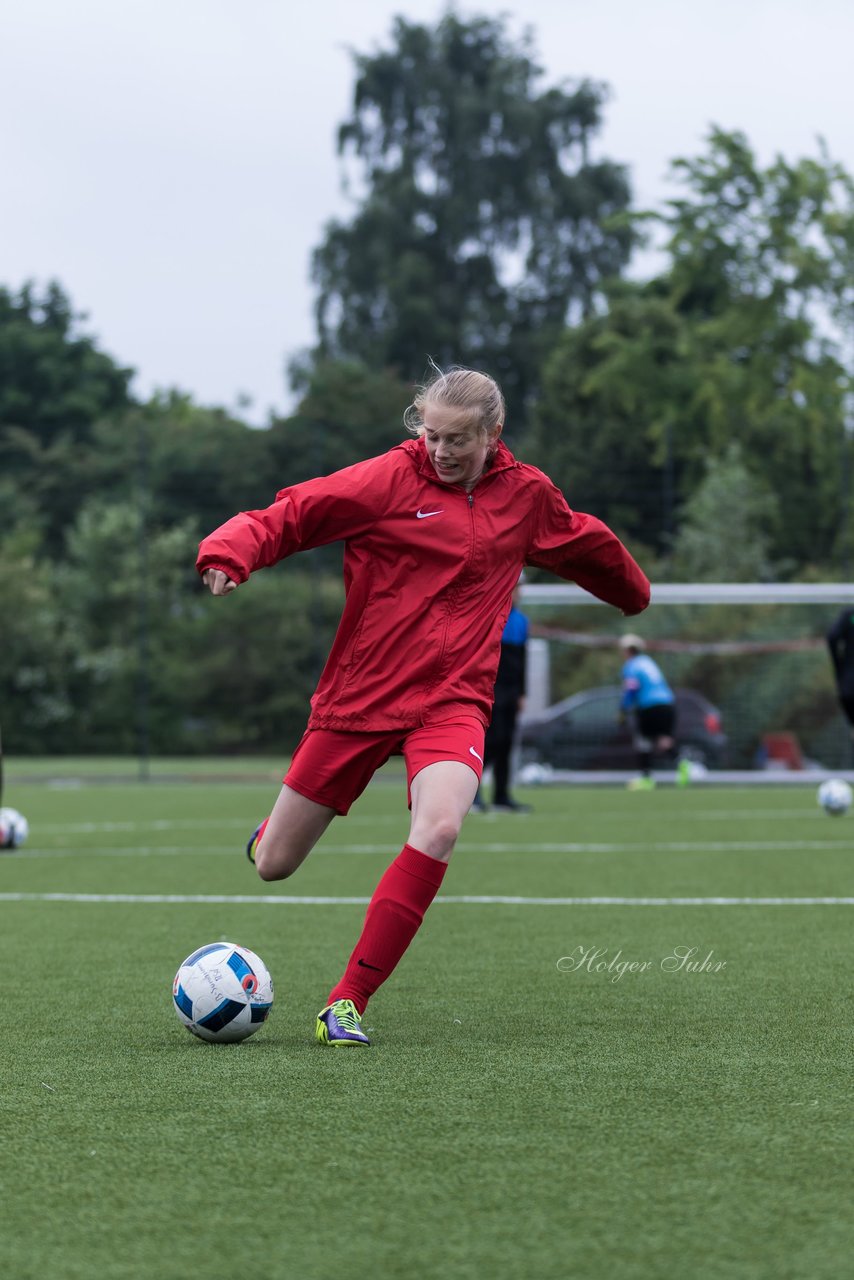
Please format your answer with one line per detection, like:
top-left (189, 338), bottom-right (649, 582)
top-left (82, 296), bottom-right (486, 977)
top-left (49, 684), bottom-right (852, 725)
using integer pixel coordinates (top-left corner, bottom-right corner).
top-left (2, 0), bottom-right (851, 423)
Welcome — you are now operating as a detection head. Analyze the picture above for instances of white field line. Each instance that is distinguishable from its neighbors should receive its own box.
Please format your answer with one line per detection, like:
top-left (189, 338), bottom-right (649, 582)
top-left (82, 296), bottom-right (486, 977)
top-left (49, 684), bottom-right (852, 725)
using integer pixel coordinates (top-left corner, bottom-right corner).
top-left (6, 838), bottom-right (854, 860)
top-left (31, 808), bottom-right (834, 836)
top-left (34, 818), bottom-right (257, 834)
top-left (1, 892), bottom-right (853, 906)
top-left (32, 815), bottom-right (407, 834)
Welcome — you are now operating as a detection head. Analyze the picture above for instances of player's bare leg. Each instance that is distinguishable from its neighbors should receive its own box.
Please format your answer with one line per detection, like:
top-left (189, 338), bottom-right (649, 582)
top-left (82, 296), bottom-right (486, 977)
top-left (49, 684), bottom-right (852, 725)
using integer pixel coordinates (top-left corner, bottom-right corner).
top-left (408, 760), bottom-right (480, 860)
top-left (253, 784), bottom-right (335, 881)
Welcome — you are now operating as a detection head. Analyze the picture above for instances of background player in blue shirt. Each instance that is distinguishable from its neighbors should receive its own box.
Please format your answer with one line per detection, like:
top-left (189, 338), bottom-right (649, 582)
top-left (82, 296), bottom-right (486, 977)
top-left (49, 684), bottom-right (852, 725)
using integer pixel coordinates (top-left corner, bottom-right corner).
top-left (619, 634), bottom-right (687, 789)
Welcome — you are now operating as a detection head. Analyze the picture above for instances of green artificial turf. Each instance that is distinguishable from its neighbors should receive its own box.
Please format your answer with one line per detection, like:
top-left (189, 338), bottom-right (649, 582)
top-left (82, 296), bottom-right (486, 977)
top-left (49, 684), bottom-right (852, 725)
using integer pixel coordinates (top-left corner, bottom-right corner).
top-left (1, 769), bottom-right (852, 1279)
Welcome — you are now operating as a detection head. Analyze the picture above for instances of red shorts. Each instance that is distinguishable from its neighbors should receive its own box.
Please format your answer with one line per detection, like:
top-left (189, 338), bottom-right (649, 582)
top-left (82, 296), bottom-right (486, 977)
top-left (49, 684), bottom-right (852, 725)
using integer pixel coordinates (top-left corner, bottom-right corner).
top-left (283, 718), bottom-right (486, 815)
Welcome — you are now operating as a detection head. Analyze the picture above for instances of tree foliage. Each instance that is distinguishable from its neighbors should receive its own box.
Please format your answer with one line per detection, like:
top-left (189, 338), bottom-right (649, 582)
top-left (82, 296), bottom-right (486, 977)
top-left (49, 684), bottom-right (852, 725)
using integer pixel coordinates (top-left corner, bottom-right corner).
top-left (3, 114), bottom-right (854, 756)
top-left (89, 396), bottom-right (274, 537)
top-left (0, 282), bottom-right (134, 552)
top-left (525, 129), bottom-right (854, 570)
top-left (669, 444), bottom-right (781, 581)
top-left (270, 359), bottom-right (411, 485)
top-left (311, 12), bottom-right (633, 424)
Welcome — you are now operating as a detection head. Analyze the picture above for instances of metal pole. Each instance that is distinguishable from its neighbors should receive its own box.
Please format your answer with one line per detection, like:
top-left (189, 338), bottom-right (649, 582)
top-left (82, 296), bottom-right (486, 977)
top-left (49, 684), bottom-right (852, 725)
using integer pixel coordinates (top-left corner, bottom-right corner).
top-left (137, 412), bottom-right (150, 782)
top-left (663, 417), bottom-right (675, 549)
top-left (842, 418), bottom-right (852, 580)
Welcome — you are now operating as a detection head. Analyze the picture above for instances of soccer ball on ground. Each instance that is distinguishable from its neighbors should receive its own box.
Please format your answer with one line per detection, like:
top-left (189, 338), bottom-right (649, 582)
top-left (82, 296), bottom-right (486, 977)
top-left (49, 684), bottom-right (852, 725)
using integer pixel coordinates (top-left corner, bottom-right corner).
top-left (0, 807), bottom-right (29, 849)
top-left (518, 762), bottom-right (554, 786)
top-left (172, 941), bottom-right (274, 1043)
top-left (817, 778), bottom-right (852, 817)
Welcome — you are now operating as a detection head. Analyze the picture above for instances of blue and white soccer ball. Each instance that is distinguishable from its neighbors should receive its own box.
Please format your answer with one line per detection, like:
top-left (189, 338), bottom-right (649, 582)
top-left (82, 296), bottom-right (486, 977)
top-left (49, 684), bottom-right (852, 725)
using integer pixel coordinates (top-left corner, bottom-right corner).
top-left (817, 778), bottom-right (852, 817)
top-left (0, 807), bottom-right (29, 849)
top-left (172, 941), bottom-right (274, 1043)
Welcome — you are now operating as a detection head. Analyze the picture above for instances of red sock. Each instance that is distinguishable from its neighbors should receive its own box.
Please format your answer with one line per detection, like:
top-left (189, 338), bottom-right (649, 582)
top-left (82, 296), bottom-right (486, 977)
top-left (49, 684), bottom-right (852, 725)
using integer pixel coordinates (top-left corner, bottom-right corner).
top-left (327, 844), bottom-right (447, 1014)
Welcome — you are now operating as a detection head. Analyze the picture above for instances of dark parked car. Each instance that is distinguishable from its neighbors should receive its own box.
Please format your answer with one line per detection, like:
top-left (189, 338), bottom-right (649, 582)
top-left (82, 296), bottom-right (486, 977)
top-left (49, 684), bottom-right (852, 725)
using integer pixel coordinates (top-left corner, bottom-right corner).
top-left (519, 685), bottom-right (727, 770)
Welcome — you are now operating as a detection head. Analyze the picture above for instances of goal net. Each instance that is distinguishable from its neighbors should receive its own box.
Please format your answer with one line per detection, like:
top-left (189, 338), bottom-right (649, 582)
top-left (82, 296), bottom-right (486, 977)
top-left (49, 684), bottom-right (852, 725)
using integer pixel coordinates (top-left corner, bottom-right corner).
top-left (519, 583), bottom-right (854, 773)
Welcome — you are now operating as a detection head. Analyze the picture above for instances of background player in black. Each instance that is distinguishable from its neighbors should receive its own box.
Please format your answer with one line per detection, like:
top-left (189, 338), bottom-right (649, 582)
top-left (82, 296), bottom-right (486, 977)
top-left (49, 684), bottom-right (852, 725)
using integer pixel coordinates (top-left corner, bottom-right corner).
top-left (472, 585), bottom-right (530, 812)
top-left (826, 607), bottom-right (854, 738)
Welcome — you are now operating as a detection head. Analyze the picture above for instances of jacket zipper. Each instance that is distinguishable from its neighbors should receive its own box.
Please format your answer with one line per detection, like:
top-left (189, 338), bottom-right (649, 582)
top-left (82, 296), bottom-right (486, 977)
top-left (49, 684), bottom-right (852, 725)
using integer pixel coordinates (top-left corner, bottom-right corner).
top-left (421, 488), bottom-right (477, 711)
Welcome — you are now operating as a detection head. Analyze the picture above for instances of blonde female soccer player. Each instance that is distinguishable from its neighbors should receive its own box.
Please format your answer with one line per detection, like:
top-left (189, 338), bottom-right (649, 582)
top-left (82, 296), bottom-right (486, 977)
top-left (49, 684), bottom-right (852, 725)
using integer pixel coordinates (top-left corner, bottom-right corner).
top-left (197, 366), bottom-right (650, 1045)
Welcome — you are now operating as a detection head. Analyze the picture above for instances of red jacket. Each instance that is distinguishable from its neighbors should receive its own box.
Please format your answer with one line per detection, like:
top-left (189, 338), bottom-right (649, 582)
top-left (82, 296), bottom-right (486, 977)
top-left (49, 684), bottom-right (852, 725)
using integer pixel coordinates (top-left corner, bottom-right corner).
top-left (196, 439), bottom-right (650, 731)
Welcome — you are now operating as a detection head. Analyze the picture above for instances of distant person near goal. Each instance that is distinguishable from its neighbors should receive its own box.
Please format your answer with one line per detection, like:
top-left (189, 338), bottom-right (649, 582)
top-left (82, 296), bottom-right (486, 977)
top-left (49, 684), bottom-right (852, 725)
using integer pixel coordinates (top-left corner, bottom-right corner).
top-left (619, 634), bottom-right (689, 790)
top-left (197, 365), bottom-right (650, 1047)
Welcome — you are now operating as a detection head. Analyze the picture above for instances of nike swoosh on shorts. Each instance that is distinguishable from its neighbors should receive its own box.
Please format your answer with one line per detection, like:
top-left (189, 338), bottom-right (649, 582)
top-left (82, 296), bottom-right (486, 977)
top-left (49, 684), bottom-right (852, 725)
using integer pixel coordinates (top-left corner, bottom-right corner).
top-left (469, 746), bottom-right (484, 764)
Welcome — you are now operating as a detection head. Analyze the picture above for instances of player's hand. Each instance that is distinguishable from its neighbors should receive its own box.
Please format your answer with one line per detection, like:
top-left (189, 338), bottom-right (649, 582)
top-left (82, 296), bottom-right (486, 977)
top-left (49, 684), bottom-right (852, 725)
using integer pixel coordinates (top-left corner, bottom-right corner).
top-left (202, 568), bottom-right (238, 596)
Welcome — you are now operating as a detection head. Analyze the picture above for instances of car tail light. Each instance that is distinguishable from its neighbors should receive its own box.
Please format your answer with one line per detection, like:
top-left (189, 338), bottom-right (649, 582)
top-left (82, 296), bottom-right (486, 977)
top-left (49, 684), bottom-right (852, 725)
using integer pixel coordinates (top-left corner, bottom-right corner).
top-left (704, 711), bottom-right (721, 733)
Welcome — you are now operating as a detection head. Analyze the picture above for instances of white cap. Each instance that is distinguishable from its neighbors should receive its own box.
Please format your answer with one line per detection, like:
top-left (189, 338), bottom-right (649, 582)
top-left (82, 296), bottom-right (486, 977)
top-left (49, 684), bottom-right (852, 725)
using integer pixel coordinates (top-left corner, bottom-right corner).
top-left (619, 634), bottom-right (646, 651)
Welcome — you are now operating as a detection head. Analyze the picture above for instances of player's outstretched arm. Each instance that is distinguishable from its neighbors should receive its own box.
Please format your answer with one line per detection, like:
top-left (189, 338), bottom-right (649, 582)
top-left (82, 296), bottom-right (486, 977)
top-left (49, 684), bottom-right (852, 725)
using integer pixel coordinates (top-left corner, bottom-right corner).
top-left (527, 482), bottom-right (650, 617)
top-left (202, 568), bottom-right (238, 596)
top-left (195, 452), bottom-right (398, 588)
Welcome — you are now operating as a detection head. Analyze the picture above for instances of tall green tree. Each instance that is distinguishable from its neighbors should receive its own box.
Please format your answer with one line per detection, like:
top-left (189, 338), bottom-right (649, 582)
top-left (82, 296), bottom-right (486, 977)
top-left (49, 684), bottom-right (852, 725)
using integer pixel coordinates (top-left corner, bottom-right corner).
top-left (0, 527), bottom-right (75, 752)
top-left (526, 129), bottom-right (854, 572)
top-left (49, 501), bottom-right (201, 753)
top-left (662, 129), bottom-right (853, 569)
top-left (525, 282), bottom-right (690, 552)
top-left (310, 12), bottom-right (633, 425)
top-left (88, 396), bottom-right (274, 538)
top-left (0, 282), bottom-right (134, 551)
top-left (670, 444), bottom-right (781, 581)
top-left (269, 359), bottom-right (412, 485)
